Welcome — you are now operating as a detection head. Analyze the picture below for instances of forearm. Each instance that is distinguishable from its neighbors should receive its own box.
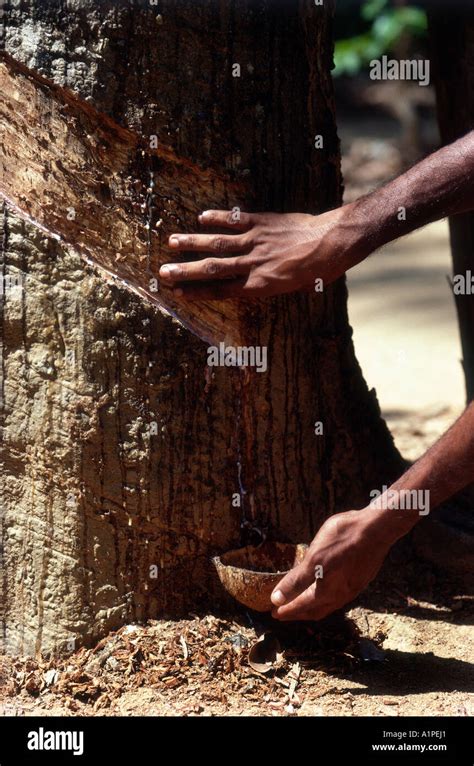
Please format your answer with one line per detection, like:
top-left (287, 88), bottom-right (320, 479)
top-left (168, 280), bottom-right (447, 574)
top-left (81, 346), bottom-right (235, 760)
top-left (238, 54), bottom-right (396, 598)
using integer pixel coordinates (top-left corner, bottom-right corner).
top-left (160, 132), bottom-right (474, 298)
top-left (343, 130), bottom-right (474, 265)
top-left (365, 402), bottom-right (474, 544)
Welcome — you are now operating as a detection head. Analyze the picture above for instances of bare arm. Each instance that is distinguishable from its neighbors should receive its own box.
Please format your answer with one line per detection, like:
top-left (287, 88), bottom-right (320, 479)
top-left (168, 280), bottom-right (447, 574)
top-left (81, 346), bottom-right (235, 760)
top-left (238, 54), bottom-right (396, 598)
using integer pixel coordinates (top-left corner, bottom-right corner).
top-left (349, 129), bottom-right (474, 259)
top-left (271, 403), bottom-right (474, 621)
top-left (159, 131), bottom-right (474, 298)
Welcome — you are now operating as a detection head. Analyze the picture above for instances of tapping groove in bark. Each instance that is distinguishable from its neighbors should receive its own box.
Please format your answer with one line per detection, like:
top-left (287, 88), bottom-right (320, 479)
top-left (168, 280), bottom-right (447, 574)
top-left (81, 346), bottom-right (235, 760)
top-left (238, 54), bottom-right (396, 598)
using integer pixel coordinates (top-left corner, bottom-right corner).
top-left (0, 51), bottom-right (252, 347)
top-left (0, 0), bottom-right (402, 656)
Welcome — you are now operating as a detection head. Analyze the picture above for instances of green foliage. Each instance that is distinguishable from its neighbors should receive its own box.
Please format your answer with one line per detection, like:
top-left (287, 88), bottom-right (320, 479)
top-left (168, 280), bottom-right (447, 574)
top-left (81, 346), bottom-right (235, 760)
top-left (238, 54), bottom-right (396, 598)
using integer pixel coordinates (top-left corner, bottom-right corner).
top-left (334, 0), bottom-right (427, 76)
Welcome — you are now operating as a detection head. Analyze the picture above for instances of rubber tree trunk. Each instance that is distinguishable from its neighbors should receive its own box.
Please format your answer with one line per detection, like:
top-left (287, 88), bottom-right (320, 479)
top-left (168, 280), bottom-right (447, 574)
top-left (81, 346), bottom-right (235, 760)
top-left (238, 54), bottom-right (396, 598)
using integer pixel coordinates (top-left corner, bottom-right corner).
top-left (0, 0), bottom-right (402, 656)
top-left (429, 7), bottom-right (474, 402)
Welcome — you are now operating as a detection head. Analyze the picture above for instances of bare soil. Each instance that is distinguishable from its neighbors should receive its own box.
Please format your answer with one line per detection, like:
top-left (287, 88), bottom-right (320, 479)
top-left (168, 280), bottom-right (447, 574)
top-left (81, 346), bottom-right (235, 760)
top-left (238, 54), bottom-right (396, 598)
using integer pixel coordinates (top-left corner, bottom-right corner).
top-left (0, 409), bottom-right (472, 718)
top-left (0, 578), bottom-right (472, 717)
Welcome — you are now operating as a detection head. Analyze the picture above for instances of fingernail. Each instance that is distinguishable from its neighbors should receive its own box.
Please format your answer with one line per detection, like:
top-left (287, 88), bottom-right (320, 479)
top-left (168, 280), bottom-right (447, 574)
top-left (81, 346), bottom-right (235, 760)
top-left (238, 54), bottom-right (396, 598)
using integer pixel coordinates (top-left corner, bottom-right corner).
top-left (160, 264), bottom-right (181, 278)
top-left (200, 210), bottom-right (211, 220)
top-left (173, 287), bottom-right (184, 297)
top-left (271, 589), bottom-right (286, 606)
top-left (169, 236), bottom-right (181, 248)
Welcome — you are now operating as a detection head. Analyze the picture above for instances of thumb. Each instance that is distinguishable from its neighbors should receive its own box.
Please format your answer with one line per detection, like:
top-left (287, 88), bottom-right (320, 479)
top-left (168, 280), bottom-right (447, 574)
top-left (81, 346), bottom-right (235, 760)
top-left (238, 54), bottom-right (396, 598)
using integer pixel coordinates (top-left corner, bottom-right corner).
top-left (271, 557), bottom-right (315, 607)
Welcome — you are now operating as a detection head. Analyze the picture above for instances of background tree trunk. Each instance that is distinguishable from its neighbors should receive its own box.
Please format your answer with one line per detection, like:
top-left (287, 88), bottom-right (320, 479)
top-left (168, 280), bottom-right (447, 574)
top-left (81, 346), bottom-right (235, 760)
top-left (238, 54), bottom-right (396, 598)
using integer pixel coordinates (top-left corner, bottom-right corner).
top-left (0, 0), bottom-right (401, 657)
top-left (429, 6), bottom-right (474, 402)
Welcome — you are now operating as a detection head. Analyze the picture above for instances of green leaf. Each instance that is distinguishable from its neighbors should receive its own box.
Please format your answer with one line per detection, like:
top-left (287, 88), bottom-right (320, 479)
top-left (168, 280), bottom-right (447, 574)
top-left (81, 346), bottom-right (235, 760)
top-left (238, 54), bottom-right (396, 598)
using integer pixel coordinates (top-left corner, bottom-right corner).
top-left (362, 0), bottom-right (388, 22)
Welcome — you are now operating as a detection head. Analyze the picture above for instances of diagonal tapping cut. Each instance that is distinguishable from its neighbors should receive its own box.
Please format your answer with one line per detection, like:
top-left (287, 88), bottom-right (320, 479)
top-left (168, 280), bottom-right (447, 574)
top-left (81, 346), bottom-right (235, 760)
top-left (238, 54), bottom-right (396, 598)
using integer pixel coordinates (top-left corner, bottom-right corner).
top-left (0, 51), bottom-right (254, 346)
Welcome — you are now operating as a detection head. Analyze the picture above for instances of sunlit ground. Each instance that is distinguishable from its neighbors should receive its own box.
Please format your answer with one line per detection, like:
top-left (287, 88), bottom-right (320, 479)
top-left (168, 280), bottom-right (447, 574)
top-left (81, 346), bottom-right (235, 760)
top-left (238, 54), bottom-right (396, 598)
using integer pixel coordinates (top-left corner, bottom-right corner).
top-left (348, 219), bottom-right (465, 414)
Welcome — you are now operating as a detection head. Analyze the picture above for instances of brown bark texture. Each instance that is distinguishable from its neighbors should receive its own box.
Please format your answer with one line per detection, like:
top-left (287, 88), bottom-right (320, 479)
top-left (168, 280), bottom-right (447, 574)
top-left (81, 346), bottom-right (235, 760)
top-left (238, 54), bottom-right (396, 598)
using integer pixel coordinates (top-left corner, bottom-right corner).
top-left (0, 0), bottom-right (401, 657)
top-left (0, 51), bottom-right (252, 347)
top-left (429, 6), bottom-right (474, 402)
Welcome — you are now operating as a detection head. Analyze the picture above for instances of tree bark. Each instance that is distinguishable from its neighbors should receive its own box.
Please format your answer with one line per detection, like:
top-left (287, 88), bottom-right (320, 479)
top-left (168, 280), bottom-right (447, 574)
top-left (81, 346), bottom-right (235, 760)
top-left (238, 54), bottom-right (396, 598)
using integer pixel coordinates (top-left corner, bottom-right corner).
top-left (0, 0), bottom-right (402, 657)
top-left (0, 51), bottom-right (251, 346)
top-left (428, 7), bottom-right (474, 402)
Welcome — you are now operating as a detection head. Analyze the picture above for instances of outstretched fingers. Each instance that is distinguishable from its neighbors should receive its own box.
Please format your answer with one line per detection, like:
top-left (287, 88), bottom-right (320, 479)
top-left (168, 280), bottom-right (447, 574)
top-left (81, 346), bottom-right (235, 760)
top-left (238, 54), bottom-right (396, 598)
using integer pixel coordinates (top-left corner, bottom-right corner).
top-left (167, 232), bottom-right (250, 254)
top-left (160, 255), bottom-right (252, 284)
top-left (198, 209), bottom-right (259, 230)
top-left (159, 208), bottom-right (264, 290)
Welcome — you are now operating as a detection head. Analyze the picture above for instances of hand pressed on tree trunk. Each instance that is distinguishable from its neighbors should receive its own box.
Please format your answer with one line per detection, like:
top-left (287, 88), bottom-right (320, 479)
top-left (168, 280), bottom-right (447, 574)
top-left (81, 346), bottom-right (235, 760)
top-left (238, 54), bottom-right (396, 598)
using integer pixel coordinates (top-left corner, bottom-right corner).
top-left (160, 207), bottom-right (361, 298)
top-left (159, 131), bottom-right (474, 298)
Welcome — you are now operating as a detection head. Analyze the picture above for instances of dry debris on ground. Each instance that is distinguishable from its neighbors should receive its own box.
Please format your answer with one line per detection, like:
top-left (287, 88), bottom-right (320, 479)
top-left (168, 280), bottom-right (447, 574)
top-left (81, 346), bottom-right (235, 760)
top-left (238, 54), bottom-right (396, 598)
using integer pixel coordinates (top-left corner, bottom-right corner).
top-left (1, 547), bottom-right (473, 717)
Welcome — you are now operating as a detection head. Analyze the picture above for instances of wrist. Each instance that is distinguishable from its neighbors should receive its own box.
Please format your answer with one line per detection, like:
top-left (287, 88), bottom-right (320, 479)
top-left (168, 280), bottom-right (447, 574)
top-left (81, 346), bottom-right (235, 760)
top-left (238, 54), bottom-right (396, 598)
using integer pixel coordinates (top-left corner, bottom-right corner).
top-left (336, 199), bottom-right (380, 268)
top-left (311, 203), bottom-right (374, 280)
top-left (358, 501), bottom-right (420, 547)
